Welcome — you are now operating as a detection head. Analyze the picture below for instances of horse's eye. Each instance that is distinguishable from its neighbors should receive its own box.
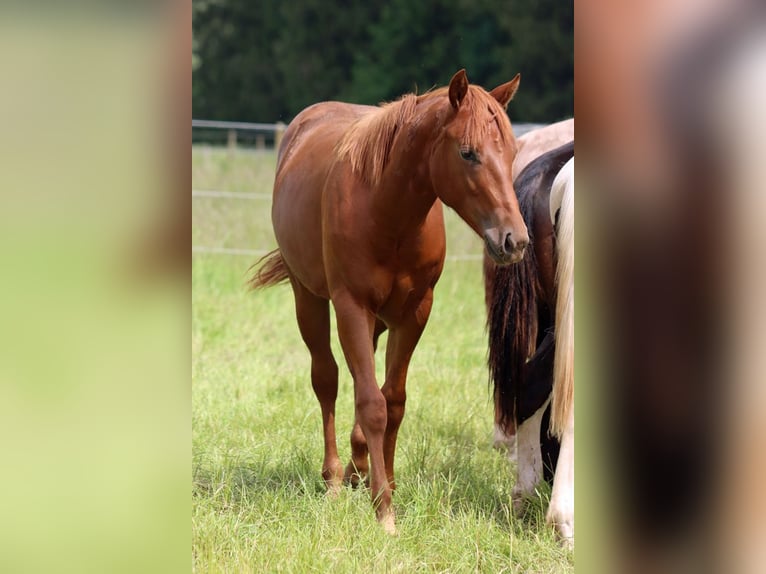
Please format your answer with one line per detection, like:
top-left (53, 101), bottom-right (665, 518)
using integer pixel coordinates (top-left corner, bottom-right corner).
top-left (459, 148), bottom-right (479, 163)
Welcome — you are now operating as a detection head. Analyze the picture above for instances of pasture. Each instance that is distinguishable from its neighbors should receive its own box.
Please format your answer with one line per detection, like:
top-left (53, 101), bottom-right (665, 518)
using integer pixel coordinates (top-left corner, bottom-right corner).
top-left (192, 147), bottom-right (574, 572)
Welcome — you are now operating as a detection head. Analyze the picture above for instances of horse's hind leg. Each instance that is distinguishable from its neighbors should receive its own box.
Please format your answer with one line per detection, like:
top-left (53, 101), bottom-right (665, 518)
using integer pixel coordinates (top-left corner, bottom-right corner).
top-left (344, 319), bottom-right (387, 487)
top-left (292, 281), bottom-right (343, 492)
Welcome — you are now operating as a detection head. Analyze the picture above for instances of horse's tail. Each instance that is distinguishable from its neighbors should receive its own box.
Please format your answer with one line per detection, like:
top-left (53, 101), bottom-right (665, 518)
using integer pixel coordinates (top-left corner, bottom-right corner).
top-left (247, 249), bottom-right (290, 290)
top-left (487, 207), bottom-right (541, 431)
top-left (549, 158), bottom-right (575, 439)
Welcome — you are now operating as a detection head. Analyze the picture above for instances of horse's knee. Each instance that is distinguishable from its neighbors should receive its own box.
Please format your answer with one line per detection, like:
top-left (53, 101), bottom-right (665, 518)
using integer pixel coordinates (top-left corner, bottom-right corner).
top-left (356, 389), bottom-right (387, 434)
top-left (382, 388), bottom-right (406, 424)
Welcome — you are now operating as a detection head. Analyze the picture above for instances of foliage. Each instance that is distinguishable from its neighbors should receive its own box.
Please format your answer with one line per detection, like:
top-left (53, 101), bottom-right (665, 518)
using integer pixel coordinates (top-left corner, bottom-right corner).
top-left (193, 0), bottom-right (572, 123)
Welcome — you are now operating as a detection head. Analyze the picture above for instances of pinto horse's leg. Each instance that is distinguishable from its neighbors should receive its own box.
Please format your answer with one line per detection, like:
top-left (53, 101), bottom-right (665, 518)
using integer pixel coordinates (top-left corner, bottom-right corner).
top-left (512, 397), bottom-right (549, 514)
top-left (493, 394), bottom-right (518, 462)
top-left (344, 319), bottom-right (386, 487)
top-left (332, 295), bottom-right (395, 532)
top-left (381, 294), bottom-right (432, 490)
top-left (292, 282), bottom-right (344, 493)
top-left (546, 406), bottom-right (574, 548)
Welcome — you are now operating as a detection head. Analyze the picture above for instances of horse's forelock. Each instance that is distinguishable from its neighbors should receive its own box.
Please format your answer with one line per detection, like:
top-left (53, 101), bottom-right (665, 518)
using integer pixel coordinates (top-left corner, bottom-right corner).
top-left (457, 86), bottom-right (514, 148)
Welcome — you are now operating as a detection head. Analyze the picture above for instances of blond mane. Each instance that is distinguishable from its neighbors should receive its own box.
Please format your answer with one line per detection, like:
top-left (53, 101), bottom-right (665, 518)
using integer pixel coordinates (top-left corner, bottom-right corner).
top-left (335, 93), bottom-right (418, 188)
top-left (336, 86), bottom-right (513, 187)
top-left (549, 157), bottom-right (575, 439)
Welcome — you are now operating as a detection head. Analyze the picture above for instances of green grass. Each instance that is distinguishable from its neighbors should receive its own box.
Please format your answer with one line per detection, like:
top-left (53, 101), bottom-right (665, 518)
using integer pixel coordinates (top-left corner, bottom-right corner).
top-left (192, 147), bottom-right (574, 573)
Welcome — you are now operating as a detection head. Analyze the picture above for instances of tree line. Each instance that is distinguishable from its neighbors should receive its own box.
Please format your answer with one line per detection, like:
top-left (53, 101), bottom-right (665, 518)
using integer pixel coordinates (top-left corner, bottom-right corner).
top-left (193, 0), bottom-right (572, 124)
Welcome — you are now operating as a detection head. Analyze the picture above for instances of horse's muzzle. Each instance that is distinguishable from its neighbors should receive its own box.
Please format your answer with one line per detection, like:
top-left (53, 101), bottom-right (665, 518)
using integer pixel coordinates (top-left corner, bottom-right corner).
top-left (484, 228), bottom-right (529, 265)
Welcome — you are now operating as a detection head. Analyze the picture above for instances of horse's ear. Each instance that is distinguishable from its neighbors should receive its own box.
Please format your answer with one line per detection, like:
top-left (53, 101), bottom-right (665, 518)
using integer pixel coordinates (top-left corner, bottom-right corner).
top-left (449, 69), bottom-right (469, 110)
top-left (490, 73), bottom-right (521, 109)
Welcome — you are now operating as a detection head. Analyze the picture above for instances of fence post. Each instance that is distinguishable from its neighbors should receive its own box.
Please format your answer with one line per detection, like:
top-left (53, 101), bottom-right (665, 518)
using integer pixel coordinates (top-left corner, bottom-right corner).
top-left (255, 134), bottom-right (265, 150)
top-left (227, 129), bottom-right (237, 149)
top-left (274, 122), bottom-right (286, 151)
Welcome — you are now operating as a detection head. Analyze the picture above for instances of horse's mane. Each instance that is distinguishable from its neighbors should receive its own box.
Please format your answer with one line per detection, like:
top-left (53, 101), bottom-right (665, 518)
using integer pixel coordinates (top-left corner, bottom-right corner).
top-left (336, 86), bottom-right (513, 188)
top-left (335, 94), bottom-right (418, 188)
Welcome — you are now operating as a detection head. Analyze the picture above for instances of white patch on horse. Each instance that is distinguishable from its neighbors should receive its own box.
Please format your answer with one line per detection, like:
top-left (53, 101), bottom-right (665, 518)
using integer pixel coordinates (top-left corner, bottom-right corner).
top-left (492, 423), bottom-right (517, 463)
top-left (546, 406), bottom-right (574, 548)
top-left (512, 397), bottom-right (549, 513)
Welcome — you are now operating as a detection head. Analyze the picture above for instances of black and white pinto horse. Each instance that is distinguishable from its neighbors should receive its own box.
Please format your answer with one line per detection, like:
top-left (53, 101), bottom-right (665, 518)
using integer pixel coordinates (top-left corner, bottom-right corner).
top-left (485, 141), bottom-right (575, 547)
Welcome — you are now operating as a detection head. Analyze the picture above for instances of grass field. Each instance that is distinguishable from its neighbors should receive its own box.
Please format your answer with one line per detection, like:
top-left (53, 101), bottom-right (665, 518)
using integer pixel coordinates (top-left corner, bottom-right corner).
top-left (192, 146), bottom-right (574, 573)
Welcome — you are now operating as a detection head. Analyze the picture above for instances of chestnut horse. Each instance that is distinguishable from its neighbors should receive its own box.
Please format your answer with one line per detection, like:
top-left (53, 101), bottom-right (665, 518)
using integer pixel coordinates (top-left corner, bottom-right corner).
top-left (486, 141), bottom-right (575, 546)
top-left (249, 70), bottom-right (528, 533)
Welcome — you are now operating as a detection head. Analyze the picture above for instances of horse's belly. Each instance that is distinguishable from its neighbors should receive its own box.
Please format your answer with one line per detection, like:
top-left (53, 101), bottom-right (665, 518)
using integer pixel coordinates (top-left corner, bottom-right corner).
top-left (271, 104), bottom-right (374, 299)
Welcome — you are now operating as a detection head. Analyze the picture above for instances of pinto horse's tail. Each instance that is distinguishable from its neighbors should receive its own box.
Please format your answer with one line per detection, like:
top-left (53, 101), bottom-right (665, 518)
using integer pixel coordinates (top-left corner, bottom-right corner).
top-left (486, 141), bottom-right (574, 435)
top-left (549, 158), bottom-right (575, 439)
top-left (247, 249), bottom-right (290, 290)
top-left (487, 191), bottom-right (541, 431)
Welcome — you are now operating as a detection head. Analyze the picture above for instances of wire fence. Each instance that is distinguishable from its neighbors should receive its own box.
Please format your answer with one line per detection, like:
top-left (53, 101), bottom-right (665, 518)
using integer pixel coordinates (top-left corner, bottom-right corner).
top-left (192, 190), bottom-right (271, 200)
top-left (191, 243), bottom-right (483, 261)
top-left (192, 119), bottom-right (286, 149)
top-left (192, 119), bottom-right (546, 149)
top-left (192, 119), bottom-right (548, 260)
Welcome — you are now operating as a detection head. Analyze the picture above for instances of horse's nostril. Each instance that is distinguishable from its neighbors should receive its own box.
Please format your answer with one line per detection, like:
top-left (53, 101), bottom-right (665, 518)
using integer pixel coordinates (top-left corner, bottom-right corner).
top-left (504, 232), bottom-right (528, 256)
top-left (504, 233), bottom-right (514, 254)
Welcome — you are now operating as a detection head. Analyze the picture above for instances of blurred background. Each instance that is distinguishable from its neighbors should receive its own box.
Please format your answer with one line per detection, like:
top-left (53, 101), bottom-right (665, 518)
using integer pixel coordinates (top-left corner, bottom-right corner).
top-left (192, 0), bottom-right (573, 146)
top-left (2, 0), bottom-right (765, 572)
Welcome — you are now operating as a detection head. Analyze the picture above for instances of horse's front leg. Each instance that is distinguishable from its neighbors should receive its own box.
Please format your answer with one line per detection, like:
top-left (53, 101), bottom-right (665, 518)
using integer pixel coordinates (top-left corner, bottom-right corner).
top-left (381, 292), bottom-right (433, 490)
top-left (344, 319), bottom-right (387, 488)
top-left (546, 407), bottom-right (574, 548)
top-left (331, 293), bottom-right (395, 533)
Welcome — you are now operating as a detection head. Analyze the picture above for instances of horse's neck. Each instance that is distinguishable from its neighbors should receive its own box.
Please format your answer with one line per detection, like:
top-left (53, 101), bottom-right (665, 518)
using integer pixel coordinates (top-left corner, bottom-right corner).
top-left (372, 100), bottom-right (444, 235)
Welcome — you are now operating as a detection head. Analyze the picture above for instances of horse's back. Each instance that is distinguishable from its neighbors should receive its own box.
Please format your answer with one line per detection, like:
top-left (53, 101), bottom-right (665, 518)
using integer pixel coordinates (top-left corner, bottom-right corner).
top-left (276, 102), bottom-right (372, 174)
top-left (513, 119), bottom-right (574, 178)
top-left (272, 101), bottom-right (374, 298)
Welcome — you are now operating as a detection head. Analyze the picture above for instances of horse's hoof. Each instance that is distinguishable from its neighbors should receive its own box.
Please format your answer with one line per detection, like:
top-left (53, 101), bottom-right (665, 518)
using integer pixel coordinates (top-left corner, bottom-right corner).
top-left (511, 489), bottom-right (526, 516)
top-left (322, 466), bottom-right (344, 495)
top-left (546, 510), bottom-right (574, 549)
top-left (379, 512), bottom-right (397, 535)
top-left (324, 482), bottom-right (342, 499)
top-left (343, 463), bottom-right (369, 489)
top-left (344, 473), bottom-right (364, 488)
